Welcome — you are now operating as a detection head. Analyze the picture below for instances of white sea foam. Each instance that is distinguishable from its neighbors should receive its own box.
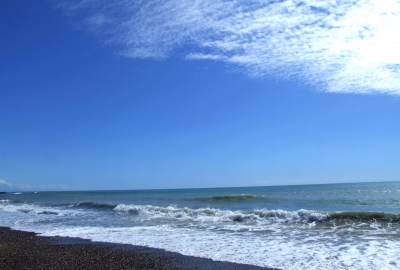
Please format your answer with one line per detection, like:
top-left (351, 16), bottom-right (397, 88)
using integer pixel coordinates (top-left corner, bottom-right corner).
top-left (0, 202), bottom-right (85, 217)
top-left (0, 203), bottom-right (59, 215)
top-left (113, 204), bottom-right (329, 224)
top-left (36, 224), bottom-right (400, 270)
top-left (1, 183), bottom-right (400, 270)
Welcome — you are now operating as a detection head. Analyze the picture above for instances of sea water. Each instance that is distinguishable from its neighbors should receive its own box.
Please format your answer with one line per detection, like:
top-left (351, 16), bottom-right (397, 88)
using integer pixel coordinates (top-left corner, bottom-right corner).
top-left (1, 181), bottom-right (400, 269)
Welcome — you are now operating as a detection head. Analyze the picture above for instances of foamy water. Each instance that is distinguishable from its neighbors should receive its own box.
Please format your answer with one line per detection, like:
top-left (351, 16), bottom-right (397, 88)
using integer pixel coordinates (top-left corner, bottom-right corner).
top-left (1, 182), bottom-right (400, 269)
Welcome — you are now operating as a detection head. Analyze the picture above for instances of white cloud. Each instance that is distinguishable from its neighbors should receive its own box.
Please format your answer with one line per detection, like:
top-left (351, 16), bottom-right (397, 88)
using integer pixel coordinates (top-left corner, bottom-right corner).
top-left (0, 179), bottom-right (76, 191)
top-left (0, 179), bottom-right (12, 187)
top-left (59, 0), bottom-right (400, 94)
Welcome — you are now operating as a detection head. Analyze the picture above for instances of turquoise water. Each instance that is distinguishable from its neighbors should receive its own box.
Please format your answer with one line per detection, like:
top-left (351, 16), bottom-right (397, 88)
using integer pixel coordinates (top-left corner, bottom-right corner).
top-left (1, 181), bottom-right (400, 269)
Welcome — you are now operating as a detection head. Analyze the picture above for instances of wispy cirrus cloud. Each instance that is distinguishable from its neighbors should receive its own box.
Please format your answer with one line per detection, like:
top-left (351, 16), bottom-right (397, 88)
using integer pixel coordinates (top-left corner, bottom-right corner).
top-left (0, 179), bottom-right (12, 188)
top-left (59, 0), bottom-right (400, 94)
top-left (0, 179), bottom-right (77, 191)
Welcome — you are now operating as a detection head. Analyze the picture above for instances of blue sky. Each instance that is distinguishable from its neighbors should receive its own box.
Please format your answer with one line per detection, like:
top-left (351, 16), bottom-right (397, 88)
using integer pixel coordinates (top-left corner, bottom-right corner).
top-left (1, 0), bottom-right (399, 191)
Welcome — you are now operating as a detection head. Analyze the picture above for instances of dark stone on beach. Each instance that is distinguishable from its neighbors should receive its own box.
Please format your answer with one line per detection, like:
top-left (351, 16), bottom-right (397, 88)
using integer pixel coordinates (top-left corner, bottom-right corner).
top-left (0, 227), bottom-right (279, 270)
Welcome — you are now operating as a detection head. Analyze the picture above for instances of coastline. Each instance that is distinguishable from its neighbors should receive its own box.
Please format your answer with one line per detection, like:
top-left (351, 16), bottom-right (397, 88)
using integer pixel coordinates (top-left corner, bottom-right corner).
top-left (0, 227), bottom-right (277, 269)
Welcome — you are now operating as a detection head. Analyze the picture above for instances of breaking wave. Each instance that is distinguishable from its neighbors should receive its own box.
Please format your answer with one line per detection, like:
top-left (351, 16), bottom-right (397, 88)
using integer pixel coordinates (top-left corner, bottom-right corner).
top-left (113, 204), bottom-right (400, 226)
top-left (0, 201), bottom-right (84, 217)
top-left (2, 199), bottom-right (399, 226)
top-left (114, 204), bottom-right (329, 224)
top-left (1, 203), bottom-right (62, 216)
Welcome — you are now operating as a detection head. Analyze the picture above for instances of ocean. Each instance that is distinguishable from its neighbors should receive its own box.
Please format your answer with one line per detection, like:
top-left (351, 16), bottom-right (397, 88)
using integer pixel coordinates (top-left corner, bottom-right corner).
top-left (1, 181), bottom-right (399, 269)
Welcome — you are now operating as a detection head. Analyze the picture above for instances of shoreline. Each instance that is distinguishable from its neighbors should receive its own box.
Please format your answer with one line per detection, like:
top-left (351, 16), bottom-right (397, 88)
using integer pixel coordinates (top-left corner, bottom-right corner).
top-left (0, 227), bottom-right (278, 269)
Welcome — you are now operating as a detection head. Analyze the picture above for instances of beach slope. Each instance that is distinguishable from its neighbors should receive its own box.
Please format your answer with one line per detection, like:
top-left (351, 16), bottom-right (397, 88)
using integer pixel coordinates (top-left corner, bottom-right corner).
top-left (0, 227), bottom-right (277, 269)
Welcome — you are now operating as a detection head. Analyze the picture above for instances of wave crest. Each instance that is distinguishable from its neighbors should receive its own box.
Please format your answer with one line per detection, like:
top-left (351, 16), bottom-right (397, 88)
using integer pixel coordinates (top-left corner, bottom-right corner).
top-left (329, 212), bottom-right (400, 223)
top-left (113, 204), bottom-right (329, 224)
top-left (75, 202), bottom-right (118, 209)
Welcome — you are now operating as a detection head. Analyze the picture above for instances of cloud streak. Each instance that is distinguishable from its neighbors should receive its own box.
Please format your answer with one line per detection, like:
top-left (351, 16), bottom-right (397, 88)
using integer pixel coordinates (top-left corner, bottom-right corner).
top-left (60, 0), bottom-right (400, 94)
top-left (0, 180), bottom-right (12, 188)
top-left (0, 179), bottom-right (76, 191)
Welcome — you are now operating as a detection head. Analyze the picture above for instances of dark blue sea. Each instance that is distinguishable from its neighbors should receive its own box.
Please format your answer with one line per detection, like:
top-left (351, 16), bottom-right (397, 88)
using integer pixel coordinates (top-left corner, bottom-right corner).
top-left (1, 181), bottom-right (400, 269)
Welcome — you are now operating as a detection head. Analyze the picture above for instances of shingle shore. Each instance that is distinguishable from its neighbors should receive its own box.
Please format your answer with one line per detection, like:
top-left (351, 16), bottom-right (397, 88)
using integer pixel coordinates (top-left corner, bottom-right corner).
top-left (0, 227), bottom-right (277, 270)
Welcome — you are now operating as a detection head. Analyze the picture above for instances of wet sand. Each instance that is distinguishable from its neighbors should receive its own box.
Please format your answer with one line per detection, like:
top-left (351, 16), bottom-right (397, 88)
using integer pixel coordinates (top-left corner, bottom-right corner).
top-left (0, 227), bottom-right (278, 269)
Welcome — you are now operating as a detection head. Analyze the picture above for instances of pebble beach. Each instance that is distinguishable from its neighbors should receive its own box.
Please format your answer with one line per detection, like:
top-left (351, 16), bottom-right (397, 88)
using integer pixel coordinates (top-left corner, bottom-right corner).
top-left (0, 227), bottom-right (274, 270)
